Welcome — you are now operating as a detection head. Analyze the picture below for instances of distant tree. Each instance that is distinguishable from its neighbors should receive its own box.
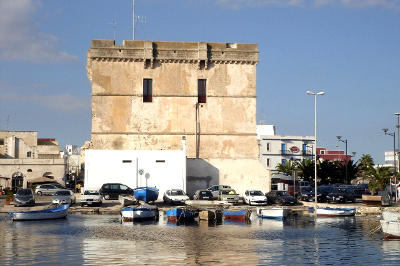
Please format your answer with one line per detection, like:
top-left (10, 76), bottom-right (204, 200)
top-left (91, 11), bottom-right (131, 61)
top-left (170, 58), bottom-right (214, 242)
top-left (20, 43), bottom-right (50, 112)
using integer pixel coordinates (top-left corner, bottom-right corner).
top-left (337, 160), bottom-right (358, 184)
top-left (318, 160), bottom-right (340, 185)
top-left (368, 166), bottom-right (392, 195)
top-left (297, 159), bottom-right (314, 182)
top-left (357, 154), bottom-right (375, 182)
top-left (275, 160), bottom-right (297, 175)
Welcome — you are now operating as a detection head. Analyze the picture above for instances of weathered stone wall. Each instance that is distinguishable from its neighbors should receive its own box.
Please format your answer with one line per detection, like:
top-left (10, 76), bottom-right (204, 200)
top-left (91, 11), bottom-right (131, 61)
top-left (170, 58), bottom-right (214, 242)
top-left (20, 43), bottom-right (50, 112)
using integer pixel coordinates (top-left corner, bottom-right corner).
top-left (87, 40), bottom-right (267, 191)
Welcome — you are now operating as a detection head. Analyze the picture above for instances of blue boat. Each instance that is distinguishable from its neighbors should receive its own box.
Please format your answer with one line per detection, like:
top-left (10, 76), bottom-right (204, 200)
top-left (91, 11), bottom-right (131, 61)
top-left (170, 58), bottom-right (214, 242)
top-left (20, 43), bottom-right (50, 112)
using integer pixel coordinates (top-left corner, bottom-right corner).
top-left (9, 204), bottom-right (69, 221)
top-left (166, 208), bottom-right (196, 222)
top-left (133, 187), bottom-right (159, 203)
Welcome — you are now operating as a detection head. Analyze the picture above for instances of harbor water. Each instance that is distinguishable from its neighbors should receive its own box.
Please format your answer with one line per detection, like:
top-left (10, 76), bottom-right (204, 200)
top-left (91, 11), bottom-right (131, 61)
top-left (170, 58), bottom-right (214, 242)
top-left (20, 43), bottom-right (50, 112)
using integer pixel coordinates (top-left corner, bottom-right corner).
top-left (0, 213), bottom-right (399, 265)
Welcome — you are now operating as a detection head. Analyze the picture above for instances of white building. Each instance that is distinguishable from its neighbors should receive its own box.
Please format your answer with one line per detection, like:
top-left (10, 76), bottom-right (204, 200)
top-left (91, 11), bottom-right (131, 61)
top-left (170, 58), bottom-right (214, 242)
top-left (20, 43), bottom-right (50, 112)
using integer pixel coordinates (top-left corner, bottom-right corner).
top-left (384, 151), bottom-right (399, 169)
top-left (84, 141), bottom-right (186, 199)
top-left (258, 125), bottom-right (315, 173)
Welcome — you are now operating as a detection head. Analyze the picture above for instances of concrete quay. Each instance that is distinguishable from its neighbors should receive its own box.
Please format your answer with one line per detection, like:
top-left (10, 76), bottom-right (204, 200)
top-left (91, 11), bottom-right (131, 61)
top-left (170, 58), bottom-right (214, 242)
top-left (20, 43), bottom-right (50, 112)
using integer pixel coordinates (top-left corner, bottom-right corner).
top-left (1, 193), bottom-right (399, 216)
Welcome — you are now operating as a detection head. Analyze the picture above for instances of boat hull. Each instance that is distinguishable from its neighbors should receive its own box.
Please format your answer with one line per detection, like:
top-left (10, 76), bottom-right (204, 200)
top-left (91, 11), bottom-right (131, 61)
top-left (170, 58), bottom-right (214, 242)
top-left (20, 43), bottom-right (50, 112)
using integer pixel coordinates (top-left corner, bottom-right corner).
top-left (380, 220), bottom-right (400, 239)
top-left (9, 204), bottom-right (69, 221)
top-left (133, 187), bottom-right (159, 203)
top-left (316, 207), bottom-right (356, 217)
top-left (166, 208), bottom-right (196, 222)
top-left (257, 207), bottom-right (289, 220)
top-left (223, 209), bottom-right (250, 222)
top-left (121, 205), bottom-right (158, 222)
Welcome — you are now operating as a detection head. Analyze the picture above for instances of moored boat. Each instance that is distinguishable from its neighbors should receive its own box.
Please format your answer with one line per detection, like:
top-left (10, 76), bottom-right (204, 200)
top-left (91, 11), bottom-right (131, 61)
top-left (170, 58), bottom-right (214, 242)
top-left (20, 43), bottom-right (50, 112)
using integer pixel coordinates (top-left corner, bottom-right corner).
top-left (166, 207), bottom-right (196, 222)
top-left (315, 207), bottom-right (356, 217)
top-left (223, 209), bottom-right (251, 222)
top-left (133, 187), bottom-right (159, 203)
top-left (8, 204), bottom-right (69, 221)
top-left (120, 204), bottom-right (159, 222)
top-left (380, 210), bottom-right (400, 240)
top-left (256, 207), bottom-right (289, 220)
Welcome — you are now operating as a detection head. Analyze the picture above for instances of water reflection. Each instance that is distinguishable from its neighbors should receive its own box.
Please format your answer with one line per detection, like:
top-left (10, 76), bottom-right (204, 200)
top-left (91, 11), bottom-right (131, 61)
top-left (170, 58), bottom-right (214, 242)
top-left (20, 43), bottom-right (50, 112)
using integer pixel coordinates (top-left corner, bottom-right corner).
top-left (0, 213), bottom-right (398, 265)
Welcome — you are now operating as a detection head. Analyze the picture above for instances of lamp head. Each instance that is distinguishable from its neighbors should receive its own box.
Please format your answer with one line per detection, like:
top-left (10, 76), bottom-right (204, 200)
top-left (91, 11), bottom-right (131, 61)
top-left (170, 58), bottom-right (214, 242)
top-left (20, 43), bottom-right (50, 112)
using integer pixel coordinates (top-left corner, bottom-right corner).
top-left (382, 128), bottom-right (388, 134)
top-left (395, 113), bottom-right (400, 116)
top-left (336, 136), bottom-right (342, 140)
top-left (317, 92), bottom-right (325, 95)
top-left (306, 91), bottom-right (314, 95)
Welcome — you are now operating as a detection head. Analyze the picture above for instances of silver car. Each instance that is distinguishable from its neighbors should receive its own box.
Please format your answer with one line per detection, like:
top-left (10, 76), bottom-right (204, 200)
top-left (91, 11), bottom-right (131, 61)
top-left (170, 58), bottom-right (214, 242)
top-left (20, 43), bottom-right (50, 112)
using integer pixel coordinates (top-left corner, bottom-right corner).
top-left (35, 183), bottom-right (66, 196)
top-left (52, 190), bottom-right (76, 205)
top-left (14, 188), bottom-right (35, 207)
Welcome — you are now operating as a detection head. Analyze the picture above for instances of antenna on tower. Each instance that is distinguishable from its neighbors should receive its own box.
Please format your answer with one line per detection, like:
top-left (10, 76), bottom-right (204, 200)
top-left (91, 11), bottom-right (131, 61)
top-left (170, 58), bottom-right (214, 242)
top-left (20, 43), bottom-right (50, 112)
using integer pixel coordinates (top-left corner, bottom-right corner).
top-left (110, 20), bottom-right (117, 41)
top-left (132, 0), bottom-right (147, 40)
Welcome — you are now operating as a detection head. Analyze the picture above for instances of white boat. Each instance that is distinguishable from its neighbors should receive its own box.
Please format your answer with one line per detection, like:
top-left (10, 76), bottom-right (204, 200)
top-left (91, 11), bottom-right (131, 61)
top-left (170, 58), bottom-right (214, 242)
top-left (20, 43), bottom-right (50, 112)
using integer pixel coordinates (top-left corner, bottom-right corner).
top-left (315, 207), bottom-right (356, 217)
top-left (256, 207), bottom-right (289, 220)
top-left (8, 204), bottom-right (69, 221)
top-left (380, 211), bottom-right (400, 239)
top-left (120, 204), bottom-right (159, 222)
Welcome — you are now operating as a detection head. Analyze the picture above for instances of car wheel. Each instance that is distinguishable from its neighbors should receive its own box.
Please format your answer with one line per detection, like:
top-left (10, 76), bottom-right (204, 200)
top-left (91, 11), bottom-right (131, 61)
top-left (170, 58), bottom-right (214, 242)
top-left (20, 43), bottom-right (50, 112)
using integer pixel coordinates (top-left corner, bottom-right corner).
top-left (37, 191), bottom-right (42, 196)
top-left (104, 194), bottom-right (110, 200)
top-left (81, 203), bottom-right (84, 207)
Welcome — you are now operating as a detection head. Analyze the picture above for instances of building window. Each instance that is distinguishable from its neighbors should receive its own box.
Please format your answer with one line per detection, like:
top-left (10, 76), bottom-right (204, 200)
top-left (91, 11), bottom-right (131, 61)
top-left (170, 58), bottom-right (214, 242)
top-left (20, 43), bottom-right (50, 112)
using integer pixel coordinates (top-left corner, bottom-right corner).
top-left (281, 143), bottom-right (286, 155)
top-left (27, 151), bottom-right (32, 157)
top-left (0, 139), bottom-right (4, 145)
top-left (143, 78), bottom-right (152, 102)
top-left (267, 143), bottom-right (270, 151)
top-left (320, 150), bottom-right (325, 155)
top-left (27, 169), bottom-right (32, 172)
top-left (198, 79), bottom-right (206, 103)
top-left (266, 158), bottom-right (270, 167)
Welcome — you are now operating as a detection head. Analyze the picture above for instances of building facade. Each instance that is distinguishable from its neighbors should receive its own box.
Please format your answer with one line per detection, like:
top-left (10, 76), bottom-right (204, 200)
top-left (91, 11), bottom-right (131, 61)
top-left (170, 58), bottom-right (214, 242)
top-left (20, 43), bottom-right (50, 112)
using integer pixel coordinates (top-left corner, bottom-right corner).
top-left (86, 40), bottom-right (267, 196)
top-left (317, 148), bottom-right (351, 164)
top-left (258, 132), bottom-right (315, 173)
top-left (0, 131), bottom-right (65, 190)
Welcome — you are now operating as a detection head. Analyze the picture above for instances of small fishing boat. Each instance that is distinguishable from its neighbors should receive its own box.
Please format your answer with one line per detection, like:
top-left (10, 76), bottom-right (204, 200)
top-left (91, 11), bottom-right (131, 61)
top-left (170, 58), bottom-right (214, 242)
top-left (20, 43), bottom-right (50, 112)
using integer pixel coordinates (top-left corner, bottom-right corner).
top-left (380, 211), bottom-right (400, 240)
top-left (120, 204), bottom-right (159, 222)
top-left (256, 207), bottom-right (289, 220)
top-left (133, 187), bottom-right (159, 203)
top-left (223, 209), bottom-right (251, 222)
top-left (315, 207), bottom-right (356, 217)
top-left (166, 207), bottom-right (196, 222)
top-left (8, 204), bottom-right (69, 221)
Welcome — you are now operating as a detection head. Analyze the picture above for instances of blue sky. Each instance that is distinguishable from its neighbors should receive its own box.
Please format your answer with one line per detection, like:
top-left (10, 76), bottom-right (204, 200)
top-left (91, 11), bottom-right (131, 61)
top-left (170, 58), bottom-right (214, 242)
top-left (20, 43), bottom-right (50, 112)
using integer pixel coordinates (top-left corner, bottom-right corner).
top-left (0, 0), bottom-right (399, 164)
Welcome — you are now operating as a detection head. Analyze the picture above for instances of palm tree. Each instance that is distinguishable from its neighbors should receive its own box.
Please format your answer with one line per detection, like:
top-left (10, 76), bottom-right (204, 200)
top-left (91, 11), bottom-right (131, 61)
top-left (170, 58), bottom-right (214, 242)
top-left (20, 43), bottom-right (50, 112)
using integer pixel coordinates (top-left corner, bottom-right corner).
top-left (368, 166), bottom-right (392, 195)
top-left (275, 160), bottom-right (297, 175)
top-left (338, 160), bottom-right (358, 184)
top-left (357, 154), bottom-right (375, 183)
top-left (297, 159), bottom-right (314, 182)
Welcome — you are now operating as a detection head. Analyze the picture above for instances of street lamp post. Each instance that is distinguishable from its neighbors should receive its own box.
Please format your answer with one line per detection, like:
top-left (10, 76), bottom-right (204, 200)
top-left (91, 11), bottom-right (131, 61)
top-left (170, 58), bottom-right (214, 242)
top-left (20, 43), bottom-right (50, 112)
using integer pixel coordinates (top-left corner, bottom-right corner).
top-left (337, 136), bottom-right (348, 184)
top-left (306, 90), bottom-right (325, 205)
top-left (383, 128), bottom-right (396, 202)
top-left (395, 113), bottom-right (400, 173)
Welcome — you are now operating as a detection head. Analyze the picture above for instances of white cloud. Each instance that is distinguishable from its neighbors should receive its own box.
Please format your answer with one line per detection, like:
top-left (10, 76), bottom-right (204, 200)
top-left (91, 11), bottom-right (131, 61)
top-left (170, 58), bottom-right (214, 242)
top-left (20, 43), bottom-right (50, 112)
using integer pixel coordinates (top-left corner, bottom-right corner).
top-left (216, 0), bottom-right (400, 10)
top-left (0, 93), bottom-right (89, 112)
top-left (0, 0), bottom-right (77, 63)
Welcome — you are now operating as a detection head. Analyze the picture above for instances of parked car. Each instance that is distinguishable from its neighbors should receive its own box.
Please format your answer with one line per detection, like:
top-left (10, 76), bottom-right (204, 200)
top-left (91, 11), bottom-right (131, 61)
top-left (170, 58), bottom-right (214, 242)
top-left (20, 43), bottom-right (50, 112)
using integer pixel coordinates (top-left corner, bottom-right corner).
top-left (13, 188), bottom-right (35, 207)
top-left (243, 190), bottom-right (268, 205)
top-left (353, 183), bottom-right (370, 198)
top-left (207, 185), bottom-right (231, 198)
top-left (52, 190), bottom-right (76, 205)
top-left (99, 183), bottom-right (133, 200)
top-left (298, 186), bottom-right (312, 201)
top-left (80, 190), bottom-right (102, 207)
top-left (217, 188), bottom-right (240, 204)
top-left (163, 189), bottom-right (189, 205)
top-left (326, 187), bottom-right (349, 203)
top-left (193, 190), bottom-right (214, 200)
top-left (266, 190), bottom-right (298, 206)
top-left (35, 183), bottom-right (66, 196)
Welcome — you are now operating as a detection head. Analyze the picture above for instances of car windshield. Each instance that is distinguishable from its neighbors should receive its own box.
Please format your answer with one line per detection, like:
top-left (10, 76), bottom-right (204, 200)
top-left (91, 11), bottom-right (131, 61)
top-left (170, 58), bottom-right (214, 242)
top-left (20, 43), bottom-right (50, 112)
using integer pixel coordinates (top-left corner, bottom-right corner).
top-left (170, 190), bottom-right (184, 196)
top-left (221, 190), bottom-right (236, 195)
top-left (276, 191), bottom-right (290, 196)
top-left (17, 189), bottom-right (32, 196)
top-left (55, 190), bottom-right (70, 196)
top-left (84, 191), bottom-right (100, 195)
top-left (249, 191), bottom-right (263, 196)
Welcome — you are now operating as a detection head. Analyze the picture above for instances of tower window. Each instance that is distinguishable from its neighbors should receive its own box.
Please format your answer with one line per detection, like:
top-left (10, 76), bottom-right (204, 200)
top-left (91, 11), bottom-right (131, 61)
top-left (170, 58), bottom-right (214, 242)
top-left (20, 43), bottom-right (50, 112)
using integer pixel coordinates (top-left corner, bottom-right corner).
top-left (198, 79), bottom-right (206, 103)
top-left (143, 79), bottom-right (152, 102)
